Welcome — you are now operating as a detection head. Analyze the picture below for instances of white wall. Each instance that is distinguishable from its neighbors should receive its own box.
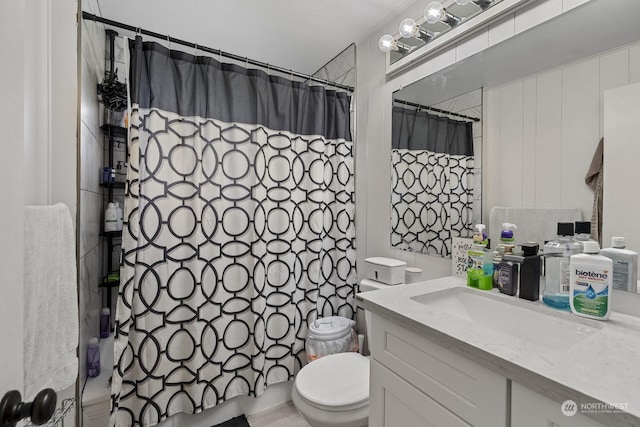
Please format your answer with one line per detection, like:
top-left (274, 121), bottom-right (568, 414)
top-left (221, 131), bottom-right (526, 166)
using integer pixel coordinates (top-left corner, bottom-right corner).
top-left (1, 0), bottom-right (77, 422)
top-left (354, 0), bottom-right (601, 281)
top-left (484, 41), bottom-right (640, 225)
top-left (0, 0), bottom-right (27, 395)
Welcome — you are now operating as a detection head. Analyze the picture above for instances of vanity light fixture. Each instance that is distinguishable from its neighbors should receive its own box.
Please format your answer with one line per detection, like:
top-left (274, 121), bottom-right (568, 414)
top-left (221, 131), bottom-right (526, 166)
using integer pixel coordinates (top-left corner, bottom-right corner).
top-left (379, 0), bottom-right (502, 56)
top-left (378, 34), bottom-right (410, 53)
top-left (424, 1), bottom-right (460, 26)
top-left (399, 18), bottom-right (434, 43)
top-left (455, 0), bottom-right (495, 10)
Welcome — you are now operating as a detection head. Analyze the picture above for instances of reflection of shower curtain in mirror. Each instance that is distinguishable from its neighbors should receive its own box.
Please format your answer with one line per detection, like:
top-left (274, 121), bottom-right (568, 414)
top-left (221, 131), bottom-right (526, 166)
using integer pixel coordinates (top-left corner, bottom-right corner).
top-left (110, 37), bottom-right (356, 427)
top-left (391, 106), bottom-right (474, 257)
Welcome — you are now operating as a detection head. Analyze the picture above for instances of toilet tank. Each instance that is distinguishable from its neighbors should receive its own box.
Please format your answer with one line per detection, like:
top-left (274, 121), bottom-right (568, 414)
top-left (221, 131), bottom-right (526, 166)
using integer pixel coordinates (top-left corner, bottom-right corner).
top-left (364, 257), bottom-right (407, 285)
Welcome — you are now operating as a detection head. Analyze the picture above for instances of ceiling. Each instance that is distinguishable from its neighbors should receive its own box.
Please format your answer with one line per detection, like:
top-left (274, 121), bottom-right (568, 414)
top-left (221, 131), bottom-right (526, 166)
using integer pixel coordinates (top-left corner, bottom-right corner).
top-left (96, 0), bottom-right (414, 75)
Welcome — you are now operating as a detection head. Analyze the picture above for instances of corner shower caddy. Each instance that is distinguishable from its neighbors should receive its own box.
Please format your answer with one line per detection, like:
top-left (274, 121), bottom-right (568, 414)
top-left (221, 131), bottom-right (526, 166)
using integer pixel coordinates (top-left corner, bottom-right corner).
top-left (99, 123), bottom-right (126, 317)
top-left (98, 28), bottom-right (128, 321)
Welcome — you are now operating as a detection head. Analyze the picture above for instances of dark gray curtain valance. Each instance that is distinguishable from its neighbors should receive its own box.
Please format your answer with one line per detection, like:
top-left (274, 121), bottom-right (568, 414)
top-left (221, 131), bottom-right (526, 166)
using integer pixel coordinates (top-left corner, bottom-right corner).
top-left (130, 37), bottom-right (352, 141)
top-left (392, 106), bottom-right (473, 155)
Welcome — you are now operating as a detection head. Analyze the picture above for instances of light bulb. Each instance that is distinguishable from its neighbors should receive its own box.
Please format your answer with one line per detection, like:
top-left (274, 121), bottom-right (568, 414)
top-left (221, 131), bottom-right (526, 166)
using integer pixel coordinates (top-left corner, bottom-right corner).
top-left (378, 34), bottom-right (397, 53)
top-left (399, 18), bottom-right (418, 39)
top-left (424, 1), bottom-right (446, 24)
top-left (455, 0), bottom-right (473, 5)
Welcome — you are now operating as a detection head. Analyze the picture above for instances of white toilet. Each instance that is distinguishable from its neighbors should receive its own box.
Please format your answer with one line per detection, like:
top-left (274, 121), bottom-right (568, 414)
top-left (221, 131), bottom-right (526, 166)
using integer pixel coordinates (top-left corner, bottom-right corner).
top-left (292, 269), bottom-right (404, 427)
top-left (291, 351), bottom-right (370, 427)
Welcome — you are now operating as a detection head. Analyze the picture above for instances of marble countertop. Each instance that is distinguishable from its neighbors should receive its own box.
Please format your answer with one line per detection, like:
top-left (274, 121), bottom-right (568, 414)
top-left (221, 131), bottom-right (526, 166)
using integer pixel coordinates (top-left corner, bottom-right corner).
top-left (357, 276), bottom-right (640, 427)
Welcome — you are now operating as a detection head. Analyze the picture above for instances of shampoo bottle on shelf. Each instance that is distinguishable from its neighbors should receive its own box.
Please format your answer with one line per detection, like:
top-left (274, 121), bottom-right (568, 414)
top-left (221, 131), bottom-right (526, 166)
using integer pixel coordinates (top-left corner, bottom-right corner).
top-left (542, 222), bottom-right (581, 310)
top-left (104, 202), bottom-right (118, 232)
top-left (600, 237), bottom-right (638, 292)
top-left (115, 202), bottom-right (123, 231)
top-left (100, 307), bottom-right (110, 338)
top-left (569, 241), bottom-right (612, 320)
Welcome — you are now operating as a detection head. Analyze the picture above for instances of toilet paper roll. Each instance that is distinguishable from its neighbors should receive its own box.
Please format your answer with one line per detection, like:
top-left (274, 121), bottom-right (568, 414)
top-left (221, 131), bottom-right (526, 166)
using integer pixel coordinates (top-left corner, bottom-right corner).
top-left (405, 267), bottom-right (423, 284)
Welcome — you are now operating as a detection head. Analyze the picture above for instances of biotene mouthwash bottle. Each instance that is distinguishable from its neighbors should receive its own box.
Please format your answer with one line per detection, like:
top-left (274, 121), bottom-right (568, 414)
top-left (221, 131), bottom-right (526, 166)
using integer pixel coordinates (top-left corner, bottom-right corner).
top-left (569, 241), bottom-right (612, 320)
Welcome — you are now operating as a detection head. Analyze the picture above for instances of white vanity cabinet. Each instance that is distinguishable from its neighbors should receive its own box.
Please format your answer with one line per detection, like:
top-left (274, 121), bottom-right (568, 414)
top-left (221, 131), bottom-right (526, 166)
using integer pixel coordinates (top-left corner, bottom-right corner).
top-left (511, 383), bottom-right (607, 427)
top-left (368, 313), bottom-right (508, 427)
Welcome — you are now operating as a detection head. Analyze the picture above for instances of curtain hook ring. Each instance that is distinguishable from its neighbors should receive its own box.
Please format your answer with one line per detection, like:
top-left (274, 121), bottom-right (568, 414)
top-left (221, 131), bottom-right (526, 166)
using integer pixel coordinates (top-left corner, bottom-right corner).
top-left (245, 57), bottom-right (249, 69)
top-left (218, 49), bottom-right (222, 63)
top-left (136, 27), bottom-right (141, 36)
top-left (194, 43), bottom-right (198, 56)
top-left (167, 34), bottom-right (171, 50)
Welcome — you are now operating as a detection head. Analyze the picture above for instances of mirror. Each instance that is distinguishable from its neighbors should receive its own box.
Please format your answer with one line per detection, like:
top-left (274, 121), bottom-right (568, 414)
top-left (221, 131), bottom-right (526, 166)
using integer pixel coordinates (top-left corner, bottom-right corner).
top-left (388, 0), bottom-right (640, 288)
top-left (391, 88), bottom-right (482, 257)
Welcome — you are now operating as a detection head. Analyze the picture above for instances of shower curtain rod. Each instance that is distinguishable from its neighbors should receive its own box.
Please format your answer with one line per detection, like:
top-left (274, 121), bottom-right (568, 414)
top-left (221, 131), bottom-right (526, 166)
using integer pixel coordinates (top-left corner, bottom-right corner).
top-left (394, 99), bottom-right (480, 122)
top-left (81, 11), bottom-right (354, 93)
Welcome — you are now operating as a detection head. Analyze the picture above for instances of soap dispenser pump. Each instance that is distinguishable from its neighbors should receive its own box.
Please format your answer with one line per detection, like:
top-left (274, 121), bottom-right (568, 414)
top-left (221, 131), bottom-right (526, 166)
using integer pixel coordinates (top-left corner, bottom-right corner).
top-left (500, 223), bottom-right (517, 244)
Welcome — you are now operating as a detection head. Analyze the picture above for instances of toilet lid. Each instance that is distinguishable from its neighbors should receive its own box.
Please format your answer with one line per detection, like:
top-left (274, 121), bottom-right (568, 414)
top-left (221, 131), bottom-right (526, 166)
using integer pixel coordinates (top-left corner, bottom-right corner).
top-left (296, 352), bottom-right (369, 410)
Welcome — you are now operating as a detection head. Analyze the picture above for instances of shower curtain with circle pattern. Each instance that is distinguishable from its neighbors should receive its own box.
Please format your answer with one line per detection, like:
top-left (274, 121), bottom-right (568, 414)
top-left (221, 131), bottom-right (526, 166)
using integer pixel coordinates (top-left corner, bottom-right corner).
top-left (109, 37), bottom-right (356, 427)
top-left (391, 106), bottom-right (474, 256)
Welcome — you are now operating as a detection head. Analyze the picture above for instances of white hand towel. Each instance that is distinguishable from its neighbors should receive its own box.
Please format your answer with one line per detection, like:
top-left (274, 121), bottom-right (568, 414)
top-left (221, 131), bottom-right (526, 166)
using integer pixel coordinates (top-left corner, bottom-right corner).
top-left (23, 203), bottom-right (78, 400)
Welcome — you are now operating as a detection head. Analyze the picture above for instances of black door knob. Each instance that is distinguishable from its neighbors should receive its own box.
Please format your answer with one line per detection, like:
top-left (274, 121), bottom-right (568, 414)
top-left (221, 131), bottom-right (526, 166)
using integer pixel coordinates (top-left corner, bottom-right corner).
top-left (0, 388), bottom-right (57, 427)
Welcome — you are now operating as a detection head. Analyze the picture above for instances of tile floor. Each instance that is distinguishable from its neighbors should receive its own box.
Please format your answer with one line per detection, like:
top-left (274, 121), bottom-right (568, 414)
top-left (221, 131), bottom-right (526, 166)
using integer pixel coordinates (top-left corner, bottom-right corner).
top-left (246, 401), bottom-right (310, 427)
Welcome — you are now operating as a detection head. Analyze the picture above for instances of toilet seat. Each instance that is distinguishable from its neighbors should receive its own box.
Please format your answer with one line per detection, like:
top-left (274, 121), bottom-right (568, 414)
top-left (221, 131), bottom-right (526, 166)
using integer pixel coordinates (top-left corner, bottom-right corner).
top-left (295, 352), bottom-right (369, 411)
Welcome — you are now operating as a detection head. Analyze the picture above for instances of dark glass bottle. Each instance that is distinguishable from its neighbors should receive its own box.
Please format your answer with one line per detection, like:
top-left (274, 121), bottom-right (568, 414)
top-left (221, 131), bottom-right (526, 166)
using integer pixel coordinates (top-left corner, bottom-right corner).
top-left (518, 243), bottom-right (542, 301)
top-left (100, 307), bottom-right (110, 338)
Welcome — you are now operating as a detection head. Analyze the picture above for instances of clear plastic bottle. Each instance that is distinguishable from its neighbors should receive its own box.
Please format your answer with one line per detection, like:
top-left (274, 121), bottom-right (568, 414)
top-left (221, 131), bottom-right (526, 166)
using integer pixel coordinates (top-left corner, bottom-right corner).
top-left (87, 337), bottom-right (100, 378)
top-left (543, 222), bottom-right (581, 310)
top-left (600, 236), bottom-right (638, 292)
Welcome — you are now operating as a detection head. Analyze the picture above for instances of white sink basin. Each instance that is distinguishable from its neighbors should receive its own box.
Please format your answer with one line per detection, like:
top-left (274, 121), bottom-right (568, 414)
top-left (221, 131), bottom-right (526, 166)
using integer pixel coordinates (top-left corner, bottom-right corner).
top-left (410, 287), bottom-right (601, 351)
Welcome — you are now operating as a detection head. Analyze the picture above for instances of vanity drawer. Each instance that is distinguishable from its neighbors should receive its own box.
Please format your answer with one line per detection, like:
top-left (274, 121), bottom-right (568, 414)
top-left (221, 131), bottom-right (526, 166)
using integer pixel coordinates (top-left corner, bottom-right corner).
top-left (369, 313), bottom-right (507, 427)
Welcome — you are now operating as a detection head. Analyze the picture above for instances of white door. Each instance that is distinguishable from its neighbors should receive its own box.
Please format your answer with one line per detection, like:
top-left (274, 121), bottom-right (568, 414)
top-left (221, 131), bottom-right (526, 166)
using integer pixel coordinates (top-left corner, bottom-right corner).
top-left (0, 0), bottom-right (78, 424)
top-left (0, 0), bottom-right (29, 399)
